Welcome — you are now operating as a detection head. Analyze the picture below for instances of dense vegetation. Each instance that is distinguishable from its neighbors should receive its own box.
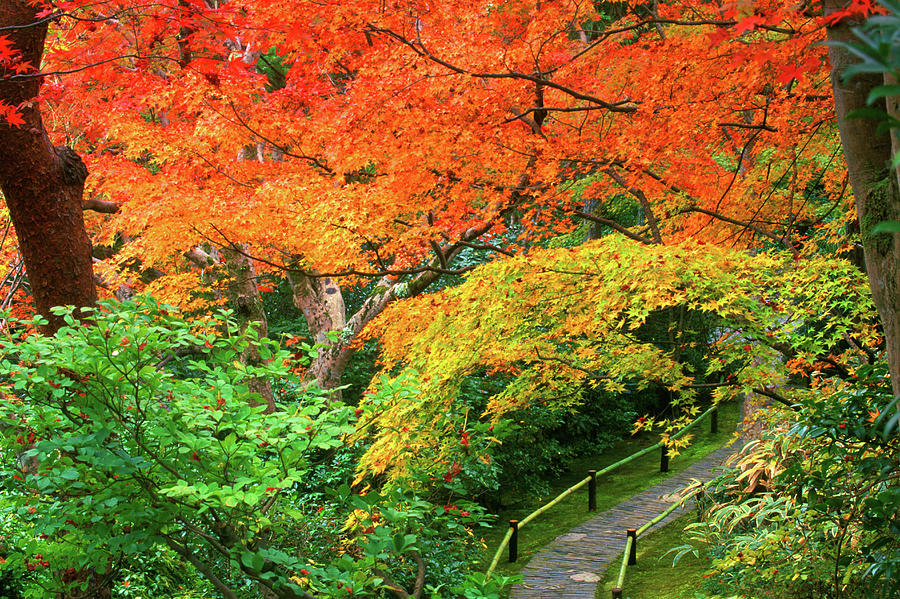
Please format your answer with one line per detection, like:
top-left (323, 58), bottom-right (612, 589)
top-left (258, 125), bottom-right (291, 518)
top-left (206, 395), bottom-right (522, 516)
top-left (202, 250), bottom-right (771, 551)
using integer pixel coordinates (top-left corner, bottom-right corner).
top-left (0, 0), bottom-right (900, 598)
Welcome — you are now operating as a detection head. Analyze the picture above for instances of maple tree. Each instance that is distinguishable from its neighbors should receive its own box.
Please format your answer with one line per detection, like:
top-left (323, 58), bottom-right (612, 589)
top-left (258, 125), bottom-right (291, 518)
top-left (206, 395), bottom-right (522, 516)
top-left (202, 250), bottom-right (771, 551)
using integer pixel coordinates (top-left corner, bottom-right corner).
top-left (0, 1), bottom-right (97, 333)
top-left (0, 0), bottom-right (865, 390)
top-left (0, 0), bottom-right (894, 462)
top-left (358, 237), bottom-right (879, 478)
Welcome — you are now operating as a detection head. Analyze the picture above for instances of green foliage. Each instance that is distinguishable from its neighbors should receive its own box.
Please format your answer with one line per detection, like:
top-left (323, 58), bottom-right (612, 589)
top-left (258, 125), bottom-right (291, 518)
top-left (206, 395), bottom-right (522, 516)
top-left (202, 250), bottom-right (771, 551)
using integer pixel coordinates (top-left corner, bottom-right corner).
top-left (0, 297), bottom-right (355, 597)
top-left (484, 398), bottom-right (635, 505)
top-left (257, 48), bottom-right (290, 92)
top-left (112, 547), bottom-right (218, 598)
top-left (431, 372), bottom-right (637, 507)
top-left (0, 297), bottom-right (513, 598)
top-left (331, 483), bottom-right (503, 597)
top-left (687, 367), bottom-right (900, 599)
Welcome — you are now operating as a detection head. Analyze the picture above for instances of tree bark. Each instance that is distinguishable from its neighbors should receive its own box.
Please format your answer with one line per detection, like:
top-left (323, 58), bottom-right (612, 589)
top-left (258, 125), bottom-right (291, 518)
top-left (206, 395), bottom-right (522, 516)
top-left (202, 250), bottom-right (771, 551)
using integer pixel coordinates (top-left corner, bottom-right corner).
top-left (825, 1), bottom-right (900, 395)
top-left (0, 1), bottom-right (97, 333)
top-left (288, 263), bottom-right (450, 396)
top-left (287, 271), bottom-right (349, 396)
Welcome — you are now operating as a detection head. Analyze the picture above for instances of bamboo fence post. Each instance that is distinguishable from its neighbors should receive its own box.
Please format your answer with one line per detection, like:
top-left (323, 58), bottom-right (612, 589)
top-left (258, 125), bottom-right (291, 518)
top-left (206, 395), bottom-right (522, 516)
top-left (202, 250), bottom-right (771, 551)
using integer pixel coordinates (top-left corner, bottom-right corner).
top-left (627, 528), bottom-right (637, 565)
top-left (508, 520), bottom-right (519, 563)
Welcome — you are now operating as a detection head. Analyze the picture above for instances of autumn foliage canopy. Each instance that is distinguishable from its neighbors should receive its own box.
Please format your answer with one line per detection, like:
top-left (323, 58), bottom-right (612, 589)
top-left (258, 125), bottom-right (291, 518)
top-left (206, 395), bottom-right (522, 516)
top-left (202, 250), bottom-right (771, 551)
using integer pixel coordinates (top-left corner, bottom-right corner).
top-left (0, 0), bottom-right (888, 469)
top-left (0, 0), bottom-right (862, 286)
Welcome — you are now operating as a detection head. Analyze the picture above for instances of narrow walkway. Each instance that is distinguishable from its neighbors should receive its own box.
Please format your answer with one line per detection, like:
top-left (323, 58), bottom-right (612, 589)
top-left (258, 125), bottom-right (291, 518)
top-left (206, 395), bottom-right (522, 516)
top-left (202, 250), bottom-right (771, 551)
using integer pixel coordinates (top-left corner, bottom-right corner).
top-left (510, 442), bottom-right (738, 599)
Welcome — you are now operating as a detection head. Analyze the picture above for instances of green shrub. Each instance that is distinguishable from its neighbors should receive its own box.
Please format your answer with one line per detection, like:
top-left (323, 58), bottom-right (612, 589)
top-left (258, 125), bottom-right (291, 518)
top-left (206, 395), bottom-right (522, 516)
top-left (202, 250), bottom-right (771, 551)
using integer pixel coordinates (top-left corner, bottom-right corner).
top-left (0, 297), bottom-right (514, 598)
top-left (688, 364), bottom-right (900, 599)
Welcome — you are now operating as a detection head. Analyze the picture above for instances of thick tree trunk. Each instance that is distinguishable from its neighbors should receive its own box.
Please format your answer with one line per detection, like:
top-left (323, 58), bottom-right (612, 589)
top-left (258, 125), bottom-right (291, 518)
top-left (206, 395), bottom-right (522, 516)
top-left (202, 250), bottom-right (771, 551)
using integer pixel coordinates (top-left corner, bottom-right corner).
top-left (825, 2), bottom-right (900, 395)
top-left (222, 245), bottom-right (275, 411)
top-left (287, 271), bottom-right (349, 395)
top-left (0, 2), bottom-right (97, 333)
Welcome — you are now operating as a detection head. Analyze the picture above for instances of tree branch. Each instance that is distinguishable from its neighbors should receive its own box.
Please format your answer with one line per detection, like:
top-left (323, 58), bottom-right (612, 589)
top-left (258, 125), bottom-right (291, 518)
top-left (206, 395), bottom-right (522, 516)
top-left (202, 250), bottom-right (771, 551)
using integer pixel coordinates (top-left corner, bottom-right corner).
top-left (82, 198), bottom-right (120, 213)
top-left (751, 387), bottom-right (798, 410)
top-left (677, 206), bottom-right (797, 255)
top-left (193, 224), bottom-right (478, 278)
top-left (365, 24), bottom-right (636, 113)
top-left (719, 121), bottom-right (778, 132)
top-left (163, 536), bottom-right (239, 599)
top-left (456, 239), bottom-right (515, 257)
top-left (572, 210), bottom-right (653, 244)
top-left (411, 549), bottom-right (426, 599)
top-left (603, 168), bottom-right (663, 244)
top-left (500, 104), bottom-right (609, 125)
top-left (373, 568), bottom-right (411, 599)
top-left (185, 246), bottom-right (218, 268)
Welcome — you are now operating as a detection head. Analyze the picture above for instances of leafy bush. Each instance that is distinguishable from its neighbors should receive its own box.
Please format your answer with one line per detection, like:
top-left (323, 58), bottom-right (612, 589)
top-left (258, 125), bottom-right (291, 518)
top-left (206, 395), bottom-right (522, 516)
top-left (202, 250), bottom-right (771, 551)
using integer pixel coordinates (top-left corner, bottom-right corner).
top-left (0, 298), bottom-right (514, 598)
top-left (687, 365), bottom-right (900, 599)
top-left (421, 373), bottom-right (637, 509)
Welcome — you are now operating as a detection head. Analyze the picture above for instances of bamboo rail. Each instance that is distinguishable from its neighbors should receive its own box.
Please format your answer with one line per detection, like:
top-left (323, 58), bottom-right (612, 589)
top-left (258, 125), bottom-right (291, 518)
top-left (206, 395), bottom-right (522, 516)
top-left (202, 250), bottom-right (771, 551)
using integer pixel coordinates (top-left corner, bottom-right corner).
top-left (611, 488), bottom-right (700, 597)
top-left (484, 406), bottom-right (717, 579)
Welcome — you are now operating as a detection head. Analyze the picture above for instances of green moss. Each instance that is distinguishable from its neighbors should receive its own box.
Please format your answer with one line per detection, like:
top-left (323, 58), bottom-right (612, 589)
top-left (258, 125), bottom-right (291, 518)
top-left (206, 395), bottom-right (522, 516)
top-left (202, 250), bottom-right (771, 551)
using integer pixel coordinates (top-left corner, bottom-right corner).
top-left (861, 172), bottom-right (898, 256)
top-left (595, 511), bottom-right (713, 599)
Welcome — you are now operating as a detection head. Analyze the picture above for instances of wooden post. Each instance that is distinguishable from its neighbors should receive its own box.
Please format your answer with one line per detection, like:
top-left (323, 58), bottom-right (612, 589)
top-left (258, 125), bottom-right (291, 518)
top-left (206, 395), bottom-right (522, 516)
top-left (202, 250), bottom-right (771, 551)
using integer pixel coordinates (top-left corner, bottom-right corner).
top-left (660, 446), bottom-right (669, 473)
top-left (611, 589), bottom-right (623, 598)
top-left (509, 520), bottom-right (519, 563)
top-left (588, 470), bottom-right (597, 512)
top-left (711, 407), bottom-right (719, 434)
top-left (627, 528), bottom-right (637, 565)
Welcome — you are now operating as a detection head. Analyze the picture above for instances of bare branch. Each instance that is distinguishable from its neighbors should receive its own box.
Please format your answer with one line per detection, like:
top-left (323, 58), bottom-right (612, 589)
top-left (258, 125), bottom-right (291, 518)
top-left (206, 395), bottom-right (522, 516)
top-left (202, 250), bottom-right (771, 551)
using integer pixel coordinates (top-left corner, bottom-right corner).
top-left (603, 168), bottom-right (663, 244)
top-left (572, 210), bottom-right (653, 245)
top-left (373, 568), bottom-right (411, 599)
top-left (456, 239), bottom-right (515, 257)
top-left (411, 550), bottom-right (426, 599)
top-left (751, 387), bottom-right (798, 410)
top-left (719, 121), bottom-right (778, 132)
top-left (365, 25), bottom-right (636, 113)
top-left (226, 102), bottom-right (333, 174)
top-left (500, 104), bottom-right (609, 125)
top-left (82, 198), bottom-right (119, 213)
top-left (428, 240), bottom-right (448, 270)
top-left (185, 246), bottom-right (218, 268)
top-left (677, 206), bottom-right (797, 255)
top-left (194, 224), bottom-right (478, 278)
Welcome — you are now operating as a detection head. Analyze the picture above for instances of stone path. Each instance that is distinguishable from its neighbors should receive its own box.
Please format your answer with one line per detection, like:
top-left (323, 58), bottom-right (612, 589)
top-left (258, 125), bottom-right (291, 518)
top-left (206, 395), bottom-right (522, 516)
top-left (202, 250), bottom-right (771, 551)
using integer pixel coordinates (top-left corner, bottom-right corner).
top-left (509, 442), bottom-right (739, 599)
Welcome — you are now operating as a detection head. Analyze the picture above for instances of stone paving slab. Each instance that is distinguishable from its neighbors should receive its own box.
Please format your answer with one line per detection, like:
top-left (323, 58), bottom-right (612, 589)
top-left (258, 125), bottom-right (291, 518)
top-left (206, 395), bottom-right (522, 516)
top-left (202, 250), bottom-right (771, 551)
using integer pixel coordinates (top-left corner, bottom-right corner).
top-left (509, 443), bottom-right (739, 599)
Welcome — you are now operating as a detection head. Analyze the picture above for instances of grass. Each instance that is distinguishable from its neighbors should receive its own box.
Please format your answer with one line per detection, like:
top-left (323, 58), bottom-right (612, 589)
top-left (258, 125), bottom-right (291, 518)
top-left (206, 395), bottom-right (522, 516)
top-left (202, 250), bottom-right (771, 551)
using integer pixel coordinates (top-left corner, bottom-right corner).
top-left (595, 510), bottom-right (713, 599)
top-left (478, 400), bottom-right (740, 585)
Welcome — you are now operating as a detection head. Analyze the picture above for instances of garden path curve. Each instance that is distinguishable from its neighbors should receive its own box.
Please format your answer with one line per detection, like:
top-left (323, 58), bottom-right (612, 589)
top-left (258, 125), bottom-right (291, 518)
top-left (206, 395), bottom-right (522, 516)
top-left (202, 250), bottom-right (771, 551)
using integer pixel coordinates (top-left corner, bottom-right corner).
top-left (509, 442), bottom-right (738, 599)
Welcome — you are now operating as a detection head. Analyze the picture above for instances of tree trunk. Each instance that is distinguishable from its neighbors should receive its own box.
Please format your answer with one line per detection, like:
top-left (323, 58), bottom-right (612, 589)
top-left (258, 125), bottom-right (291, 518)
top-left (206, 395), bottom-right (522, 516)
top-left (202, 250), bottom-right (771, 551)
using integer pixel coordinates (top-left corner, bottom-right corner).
top-left (0, 1), bottom-right (97, 334)
top-left (287, 271), bottom-right (349, 396)
top-left (288, 264), bottom-right (448, 397)
top-left (222, 244), bottom-right (275, 411)
top-left (825, 1), bottom-right (900, 396)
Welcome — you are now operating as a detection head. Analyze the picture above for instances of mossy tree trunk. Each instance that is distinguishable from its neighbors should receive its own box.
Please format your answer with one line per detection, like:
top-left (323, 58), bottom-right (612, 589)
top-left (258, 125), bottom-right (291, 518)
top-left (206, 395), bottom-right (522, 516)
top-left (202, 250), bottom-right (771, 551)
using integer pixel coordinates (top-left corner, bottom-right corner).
top-left (826, 1), bottom-right (900, 396)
